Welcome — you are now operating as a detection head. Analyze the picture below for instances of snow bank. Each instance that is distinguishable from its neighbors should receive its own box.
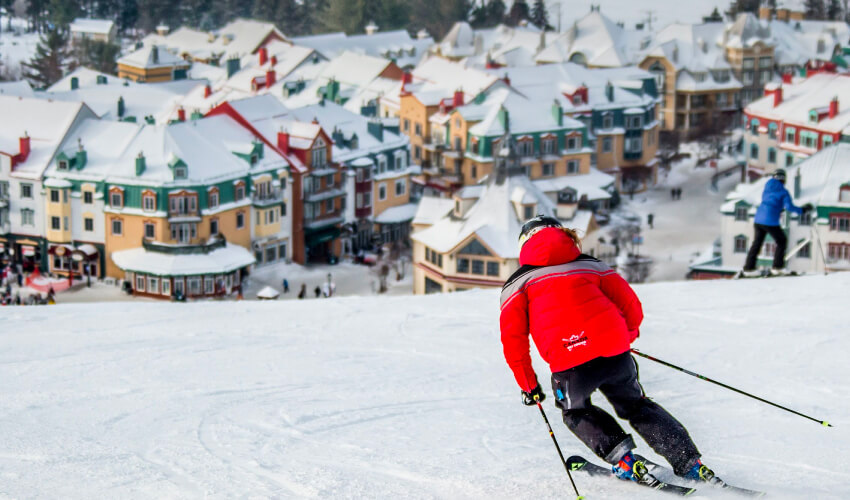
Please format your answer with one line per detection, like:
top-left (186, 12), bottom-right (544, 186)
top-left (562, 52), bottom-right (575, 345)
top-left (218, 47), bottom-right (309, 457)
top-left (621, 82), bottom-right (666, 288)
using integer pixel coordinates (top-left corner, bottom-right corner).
top-left (1, 274), bottom-right (848, 498)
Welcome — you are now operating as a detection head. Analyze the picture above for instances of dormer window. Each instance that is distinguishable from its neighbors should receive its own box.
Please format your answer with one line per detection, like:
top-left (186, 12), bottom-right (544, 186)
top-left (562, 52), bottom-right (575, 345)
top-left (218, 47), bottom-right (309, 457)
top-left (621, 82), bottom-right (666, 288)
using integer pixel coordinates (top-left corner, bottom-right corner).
top-left (58, 160), bottom-right (68, 170)
top-left (174, 167), bottom-right (187, 179)
top-left (558, 190), bottom-right (577, 204)
top-left (840, 184), bottom-right (850, 202)
top-left (523, 205), bottom-right (535, 219)
top-left (809, 110), bottom-right (819, 124)
top-left (735, 204), bottom-right (749, 221)
top-left (250, 153), bottom-right (258, 165)
top-left (602, 113), bottom-right (614, 129)
top-left (234, 182), bottom-right (245, 201)
top-left (572, 95), bottom-right (582, 105)
top-left (208, 188), bottom-right (219, 209)
top-left (109, 188), bottom-right (124, 208)
top-left (142, 191), bottom-right (156, 212)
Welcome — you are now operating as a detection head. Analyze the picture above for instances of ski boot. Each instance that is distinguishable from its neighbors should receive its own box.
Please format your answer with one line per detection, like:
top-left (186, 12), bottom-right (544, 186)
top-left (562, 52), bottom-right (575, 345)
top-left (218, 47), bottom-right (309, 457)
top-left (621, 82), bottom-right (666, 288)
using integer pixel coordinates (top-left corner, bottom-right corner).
top-left (769, 267), bottom-right (794, 276)
top-left (739, 269), bottom-right (763, 278)
top-left (683, 459), bottom-right (723, 486)
top-left (613, 451), bottom-right (663, 487)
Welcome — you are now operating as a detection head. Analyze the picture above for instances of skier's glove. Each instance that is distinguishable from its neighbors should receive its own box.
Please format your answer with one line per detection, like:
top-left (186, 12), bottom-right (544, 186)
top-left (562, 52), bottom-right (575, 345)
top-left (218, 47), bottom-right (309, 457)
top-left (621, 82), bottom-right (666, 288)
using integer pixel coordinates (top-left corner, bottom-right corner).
top-left (521, 385), bottom-right (546, 406)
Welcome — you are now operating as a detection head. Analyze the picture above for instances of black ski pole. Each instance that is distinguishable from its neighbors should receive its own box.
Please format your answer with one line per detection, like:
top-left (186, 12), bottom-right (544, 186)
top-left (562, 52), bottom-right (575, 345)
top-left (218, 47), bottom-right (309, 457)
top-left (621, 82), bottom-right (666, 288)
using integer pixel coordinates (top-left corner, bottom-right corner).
top-left (534, 395), bottom-right (585, 500)
top-left (631, 349), bottom-right (832, 427)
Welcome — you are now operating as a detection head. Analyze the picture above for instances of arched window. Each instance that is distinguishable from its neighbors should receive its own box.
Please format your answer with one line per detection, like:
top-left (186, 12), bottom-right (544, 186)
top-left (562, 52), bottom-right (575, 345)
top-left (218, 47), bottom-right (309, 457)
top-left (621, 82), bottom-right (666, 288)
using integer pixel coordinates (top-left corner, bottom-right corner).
top-left (767, 147), bottom-right (777, 164)
top-left (734, 235), bottom-right (748, 253)
top-left (569, 52), bottom-right (587, 66)
top-left (750, 143), bottom-right (759, 160)
top-left (649, 62), bottom-right (665, 91)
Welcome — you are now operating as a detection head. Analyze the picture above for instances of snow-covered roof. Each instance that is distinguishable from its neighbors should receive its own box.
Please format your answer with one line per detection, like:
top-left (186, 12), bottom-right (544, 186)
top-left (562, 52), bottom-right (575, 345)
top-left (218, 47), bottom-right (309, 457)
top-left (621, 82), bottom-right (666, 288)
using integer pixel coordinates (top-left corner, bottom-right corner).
top-left (49, 67), bottom-right (125, 92)
top-left (215, 19), bottom-right (287, 60)
top-left (0, 96), bottom-right (94, 179)
top-left (118, 45), bottom-right (189, 70)
top-left (375, 202), bottom-right (419, 223)
top-left (256, 285), bottom-right (281, 299)
top-left (0, 80), bottom-right (34, 97)
top-left (438, 22), bottom-right (559, 69)
top-left (535, 10), bottom-right (642, 67)
top-left (111, 241), bottom-right (255, 276)
top-left (413, 170), bottom-right (558, 258)
top-left (722, 143), bottom-right (850, 213)
top-left (486, 63), bottom-right (657, 113)
top-left (464, 88), bottom-right (586, 138)
top-left (284, 101), bottom-right (408, 163)
top-left (769, 19), bottom-right (849, 67)
top-left (69, 18), bottom-right (114, 35)
top-left (43, 79), bottom-right (202, 124)
top-left (532, 168), bottom-right (616, 202)
top-left (412, 197), bottom-right (455, 227)
top-left (383, 56), bottom-right (502, 108)
top-left (746, 73), bottom-right (850, 133)
top-left (293, 30), bottom-right (433, 69)
top-left (46, 119), bottom-right (142, 182)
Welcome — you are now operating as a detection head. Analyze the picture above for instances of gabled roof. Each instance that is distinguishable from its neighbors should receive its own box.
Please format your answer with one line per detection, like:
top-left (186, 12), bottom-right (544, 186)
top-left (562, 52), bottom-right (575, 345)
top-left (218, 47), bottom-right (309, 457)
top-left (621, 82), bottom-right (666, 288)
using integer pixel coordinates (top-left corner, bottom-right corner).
top-left (118, 45), bottom-right (189, 69)
top-left (746, 73), bottom-right (850, 132)
top-left (293, 29), bottom-right (433, 69)
top-left (535, 10), bottom-right (636, 67)
top-left (412, 171), bottom-right (557, 258)
top-left (215, 18), bottom-right (287, 60)
top-left (383, 56), bottom-right (502, 108)
top-left (69, 18), bottom-right (114, 35)
top-left (0, 96), bottom-right (96, 178)
top-left (47, 119), bottom-right (143, 180)
top-left (465, 87), bottom-right (586, 137)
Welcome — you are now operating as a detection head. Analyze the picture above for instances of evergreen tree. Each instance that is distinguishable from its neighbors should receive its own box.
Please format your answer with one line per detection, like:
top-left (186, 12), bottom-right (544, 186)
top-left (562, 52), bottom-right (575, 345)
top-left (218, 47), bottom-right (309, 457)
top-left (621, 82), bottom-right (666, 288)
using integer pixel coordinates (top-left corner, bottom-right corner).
top-left (321, 0), bottom-right (363, 33)
top-left (505, 0), bottom-right (529, 26)
top-left (827, 0), bottom-right (843, 19)
top-left (530, 0), bottom-right (550, 30)
top-left (805, 0), bottom-right (826, 19)
top-left (21, 28), bottom-right (71, 88)
top-left (47, 0), bottom-right (80, 28)
top-left (410, 0), bottom-right (467, 39)
top-left (74, 38), bottom-right (120, 74)
top-left (703, 7), bottom-right (724, 22)
top-left (725, 0), bottom-right (759, 19)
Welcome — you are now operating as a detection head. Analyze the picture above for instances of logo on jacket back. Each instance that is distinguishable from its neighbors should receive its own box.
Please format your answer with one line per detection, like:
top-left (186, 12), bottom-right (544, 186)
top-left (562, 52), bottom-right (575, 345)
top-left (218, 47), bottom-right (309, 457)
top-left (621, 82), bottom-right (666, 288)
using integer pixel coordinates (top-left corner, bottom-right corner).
top-left (563, 332), bottom-right (588, 351)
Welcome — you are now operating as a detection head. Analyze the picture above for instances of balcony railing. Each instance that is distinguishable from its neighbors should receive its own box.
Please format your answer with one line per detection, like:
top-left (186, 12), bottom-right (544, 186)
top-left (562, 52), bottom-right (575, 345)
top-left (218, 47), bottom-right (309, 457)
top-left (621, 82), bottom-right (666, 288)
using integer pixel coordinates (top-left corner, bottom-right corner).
top-left (252, 188), bottom-right (283, 207)
top-left (304, 187), bottom-right (346, 203)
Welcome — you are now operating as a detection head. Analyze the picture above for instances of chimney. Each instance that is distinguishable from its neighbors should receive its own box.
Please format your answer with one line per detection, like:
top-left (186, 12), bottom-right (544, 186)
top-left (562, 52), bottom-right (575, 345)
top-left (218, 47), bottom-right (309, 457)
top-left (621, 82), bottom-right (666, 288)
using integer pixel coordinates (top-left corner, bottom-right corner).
top-left (226, 57), bottom-right (241, 78)
top-left (266, 69), bottom-right (276, 88)
top-left (118, 96), bottom-right (125, 118)
top-left (277, 129), bottom-right (290, 155)
top-left (605, 81), bottom-right (614, 102)
top-left (70, 76), bottom-right (79, 90)
top-left (453, 90), bottom-right (464, 108)
top-left (365, 21), bottom-right (378, 35)
top-left (177, 107), bottom-right (186, 122)
top-left (135, 152), bottom-right (146, 176)
top-left (794, 169), bottom-right (801, 199)
top-left (270, 55), bottom-right (277, 66)
top-left (204, 84), bottom-right (211, 98)
top-left (552, 100), bottom-right (563, 126)
top-left (503, 73), bottom-right (511, 87)
top-left (76, 139), bottom-right (87, 169)
top-left (152, 45), bottom-right (159, 65)
top-left (19, 132), bottom-right (30, 162)
top-left (258, 47), bottom-right (268, 66)
top-left (774, 87), bottom-right (783, 107)
top-left (367, 119), bottom-right (384, 141)
top-left (829, 96), bottom-right (839, 118)
top-left (782, 72), bottom-right (793, 84)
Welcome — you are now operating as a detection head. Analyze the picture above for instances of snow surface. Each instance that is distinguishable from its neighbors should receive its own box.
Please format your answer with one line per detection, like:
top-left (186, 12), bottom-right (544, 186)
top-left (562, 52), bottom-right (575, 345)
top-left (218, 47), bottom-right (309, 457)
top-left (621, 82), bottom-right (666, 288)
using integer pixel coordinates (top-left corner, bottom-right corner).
top-left (1, 273), bottom-right (848, 498)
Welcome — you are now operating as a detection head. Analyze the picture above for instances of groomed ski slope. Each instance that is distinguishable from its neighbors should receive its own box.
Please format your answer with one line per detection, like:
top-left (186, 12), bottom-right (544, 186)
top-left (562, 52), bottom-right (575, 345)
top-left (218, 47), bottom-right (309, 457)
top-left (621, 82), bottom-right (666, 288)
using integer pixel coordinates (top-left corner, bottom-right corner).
top-left (1, 274), bottom-right (848, 499)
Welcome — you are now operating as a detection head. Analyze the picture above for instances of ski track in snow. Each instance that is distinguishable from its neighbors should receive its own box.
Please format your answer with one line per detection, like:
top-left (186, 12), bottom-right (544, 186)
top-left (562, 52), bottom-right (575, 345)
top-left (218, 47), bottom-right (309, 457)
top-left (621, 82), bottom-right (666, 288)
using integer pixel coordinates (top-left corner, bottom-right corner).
top-left (1, 275), bottom-right (849, 498)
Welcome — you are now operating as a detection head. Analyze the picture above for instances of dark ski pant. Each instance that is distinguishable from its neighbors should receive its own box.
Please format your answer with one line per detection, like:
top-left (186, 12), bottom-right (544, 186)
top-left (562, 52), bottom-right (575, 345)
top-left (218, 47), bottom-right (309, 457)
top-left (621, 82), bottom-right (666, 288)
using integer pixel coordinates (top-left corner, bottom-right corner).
top-left (744, 223), bottom-right (787, 271)
top-left (550, 352), bottom-right (701, 476)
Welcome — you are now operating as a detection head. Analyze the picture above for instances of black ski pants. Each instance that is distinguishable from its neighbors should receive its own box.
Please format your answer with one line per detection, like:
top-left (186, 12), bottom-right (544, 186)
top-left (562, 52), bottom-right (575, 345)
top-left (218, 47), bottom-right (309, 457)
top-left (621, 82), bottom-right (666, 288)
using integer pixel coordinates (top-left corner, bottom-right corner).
top-left (744, 223), bottom-right (787, 271)
top-left (551, 352), bottom-right (701, 476)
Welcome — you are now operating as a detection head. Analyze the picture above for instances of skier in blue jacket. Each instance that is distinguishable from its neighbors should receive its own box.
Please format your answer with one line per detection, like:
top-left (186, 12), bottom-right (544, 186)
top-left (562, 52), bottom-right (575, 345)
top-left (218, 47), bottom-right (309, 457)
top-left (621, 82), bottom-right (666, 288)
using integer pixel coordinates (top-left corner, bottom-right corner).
top-left (742, 169), bottom-right (805, 276)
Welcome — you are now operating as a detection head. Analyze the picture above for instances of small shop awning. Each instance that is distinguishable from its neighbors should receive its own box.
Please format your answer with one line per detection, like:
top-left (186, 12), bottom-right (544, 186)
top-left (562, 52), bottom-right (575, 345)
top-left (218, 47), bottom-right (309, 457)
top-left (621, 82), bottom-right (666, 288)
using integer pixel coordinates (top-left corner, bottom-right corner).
top-left (111, 242), bottom-right (255, 276)
top-left (375, 202), bottom-right (418, 224)
top-left (48, 243), bottom-right (75, 256)
top-left (77, 244), bottom-right (99, 257)
top-left (305, 227), bottom-right (341, 246)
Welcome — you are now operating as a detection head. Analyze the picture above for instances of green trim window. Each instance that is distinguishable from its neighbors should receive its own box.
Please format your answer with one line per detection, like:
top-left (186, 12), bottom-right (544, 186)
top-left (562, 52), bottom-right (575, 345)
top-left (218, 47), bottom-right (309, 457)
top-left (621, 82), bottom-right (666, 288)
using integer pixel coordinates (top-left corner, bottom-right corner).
top-left (750, 143), bottom-right (759, 160)
top-left (823, 135), bottom-right (834, 148)
top-left (750, 118), bottom-right (759, 135)
top-left (800, 131), bottom-right (818, 149)
top-left (785, 126), bottom-right (796, 143)
top-left (735, 204), bottom-right (749, 221)
top-left (785, 153), bottom-right (794, 167)
top-left (768, 122), bottom-right (778, 139)
top-left (767, 147), bottom-right (777, 164)
top-left (734, 235), bottom-right (748, 253)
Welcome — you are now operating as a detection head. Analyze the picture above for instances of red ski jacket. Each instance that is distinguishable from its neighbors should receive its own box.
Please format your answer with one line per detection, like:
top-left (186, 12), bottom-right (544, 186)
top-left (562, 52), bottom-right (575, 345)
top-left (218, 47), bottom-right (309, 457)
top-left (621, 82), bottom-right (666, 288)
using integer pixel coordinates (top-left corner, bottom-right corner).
top-left (499, 227), bottom-right (643, 391)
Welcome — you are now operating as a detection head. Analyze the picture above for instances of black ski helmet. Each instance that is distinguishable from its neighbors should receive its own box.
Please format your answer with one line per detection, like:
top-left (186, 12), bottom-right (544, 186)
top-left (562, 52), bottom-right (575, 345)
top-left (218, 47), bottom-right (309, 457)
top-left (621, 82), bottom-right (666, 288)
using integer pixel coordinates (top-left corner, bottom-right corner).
top-left (518, 214), bottom-right (562, 245)
top-left (773, 168), bottom-right (787, 182)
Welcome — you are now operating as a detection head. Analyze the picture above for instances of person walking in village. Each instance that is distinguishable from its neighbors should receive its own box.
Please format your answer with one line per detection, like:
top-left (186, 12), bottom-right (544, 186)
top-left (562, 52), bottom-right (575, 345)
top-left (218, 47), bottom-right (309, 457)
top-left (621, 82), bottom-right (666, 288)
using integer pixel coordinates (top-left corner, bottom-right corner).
top-left (741, 169), bottom-right (807, 277)
top-left (314, 285), bottom-right (321, 298)
top-left (282, 278), bottom-right (290, 294)
top-left (647, 213), bottom-right (654, 229)
top-left (500, 215), bottom-right (718, 487)
top-left (298, 283), bottom-right (306, 299)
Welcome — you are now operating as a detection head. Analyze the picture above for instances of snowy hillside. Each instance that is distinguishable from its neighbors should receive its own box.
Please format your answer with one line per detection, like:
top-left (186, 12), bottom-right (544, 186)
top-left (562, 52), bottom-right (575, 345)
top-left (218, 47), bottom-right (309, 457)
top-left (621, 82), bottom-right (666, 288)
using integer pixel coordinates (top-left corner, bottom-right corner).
top-left (546, 0), bottom-right (729, 30)
top-left (2, 274), bottom-right (849, 499)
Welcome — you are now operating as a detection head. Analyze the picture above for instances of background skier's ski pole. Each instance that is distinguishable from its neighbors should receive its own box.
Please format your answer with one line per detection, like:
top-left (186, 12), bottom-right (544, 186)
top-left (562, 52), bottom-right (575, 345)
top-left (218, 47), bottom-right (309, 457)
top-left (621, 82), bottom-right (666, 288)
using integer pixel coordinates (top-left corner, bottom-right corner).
top-left (631, 349), bottom-right (832, 427)
top-left (534, 395), bottom-right (584, 499)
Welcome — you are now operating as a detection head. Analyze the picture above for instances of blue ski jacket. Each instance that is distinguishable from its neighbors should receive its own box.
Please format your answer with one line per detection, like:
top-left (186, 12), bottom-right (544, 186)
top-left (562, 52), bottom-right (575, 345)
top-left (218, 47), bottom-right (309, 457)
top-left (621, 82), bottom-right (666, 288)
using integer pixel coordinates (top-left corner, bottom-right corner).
top-left (754, 178), bottom-right (802, 226)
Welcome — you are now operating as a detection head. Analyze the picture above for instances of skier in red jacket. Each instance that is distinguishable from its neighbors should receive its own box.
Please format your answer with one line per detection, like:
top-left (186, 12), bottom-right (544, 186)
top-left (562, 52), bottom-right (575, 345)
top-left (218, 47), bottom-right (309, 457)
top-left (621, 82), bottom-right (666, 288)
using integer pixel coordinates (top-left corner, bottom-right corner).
top-left (500, 215), bottom-right (714, 486)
